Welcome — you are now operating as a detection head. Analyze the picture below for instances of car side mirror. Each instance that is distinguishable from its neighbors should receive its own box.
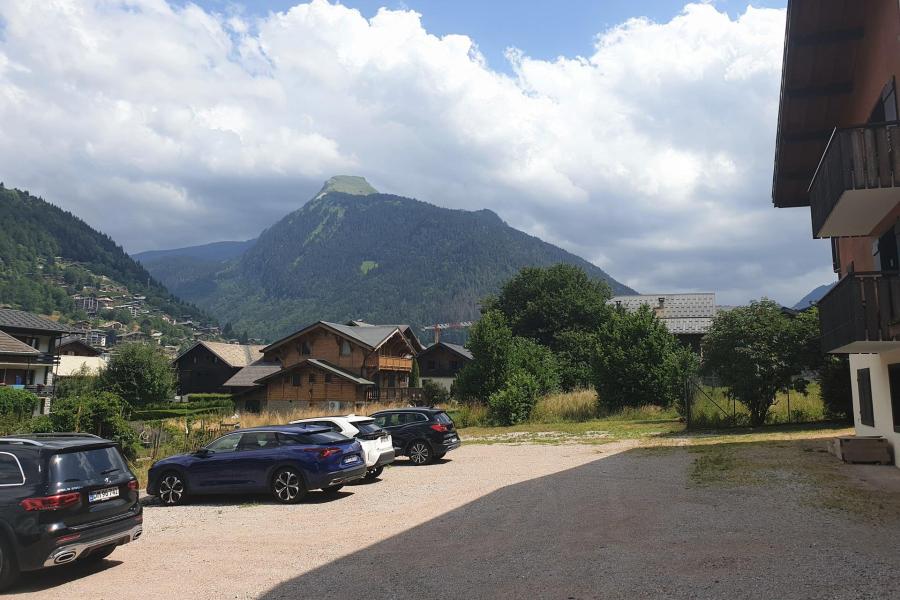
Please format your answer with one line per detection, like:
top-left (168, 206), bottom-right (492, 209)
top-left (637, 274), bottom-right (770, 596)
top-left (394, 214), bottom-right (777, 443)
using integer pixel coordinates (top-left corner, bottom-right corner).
top-left (196, 447), bottom-right (212, 457)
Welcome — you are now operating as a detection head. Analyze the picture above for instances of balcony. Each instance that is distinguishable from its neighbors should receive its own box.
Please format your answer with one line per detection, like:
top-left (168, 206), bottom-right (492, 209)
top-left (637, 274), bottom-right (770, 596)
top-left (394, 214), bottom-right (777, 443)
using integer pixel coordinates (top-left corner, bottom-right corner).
top-left (819, 271), bottom-right (900, 353)
top-left (808, 121), bottom-right (900, 238)
top-left (365, 355), bottom-right (413, 372)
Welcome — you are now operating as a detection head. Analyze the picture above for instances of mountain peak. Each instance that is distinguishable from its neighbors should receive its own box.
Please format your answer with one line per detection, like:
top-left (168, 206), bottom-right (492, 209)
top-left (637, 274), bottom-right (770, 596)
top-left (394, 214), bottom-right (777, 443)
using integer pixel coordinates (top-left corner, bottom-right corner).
top-left (315, 175), bottom-right (378, 199)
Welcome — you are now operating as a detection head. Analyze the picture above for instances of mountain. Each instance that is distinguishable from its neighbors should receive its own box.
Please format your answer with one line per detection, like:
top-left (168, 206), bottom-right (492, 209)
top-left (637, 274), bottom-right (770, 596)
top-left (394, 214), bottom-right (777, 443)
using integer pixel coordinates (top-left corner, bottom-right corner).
top-left (140, 176), bottom-right (634, 341)
top-left (792, 282), bottom-right (836, 310)
top-left (134, 239), bottom-right (256, 264)
top-left (0, 183), bottom-right (208, 326)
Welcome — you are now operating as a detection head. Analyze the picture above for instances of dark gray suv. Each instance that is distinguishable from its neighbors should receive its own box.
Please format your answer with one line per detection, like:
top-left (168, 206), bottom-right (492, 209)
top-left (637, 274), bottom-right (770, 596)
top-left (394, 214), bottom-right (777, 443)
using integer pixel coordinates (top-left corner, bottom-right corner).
top-left (0, 433), bottom-right (142, 591)
top-left (369, 408), bottom-right (460, 465)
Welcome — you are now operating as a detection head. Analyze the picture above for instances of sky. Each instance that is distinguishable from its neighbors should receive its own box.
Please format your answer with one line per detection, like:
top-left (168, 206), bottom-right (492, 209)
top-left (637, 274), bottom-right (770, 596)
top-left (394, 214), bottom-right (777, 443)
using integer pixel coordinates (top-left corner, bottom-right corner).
top-left (0, 0), bottom-right (833, 306)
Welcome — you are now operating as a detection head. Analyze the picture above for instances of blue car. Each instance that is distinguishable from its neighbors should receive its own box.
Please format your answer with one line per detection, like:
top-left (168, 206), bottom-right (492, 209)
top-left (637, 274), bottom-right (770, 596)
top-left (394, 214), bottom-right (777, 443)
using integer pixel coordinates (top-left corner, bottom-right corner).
top-left (146, 425), bottom-right (366, 505)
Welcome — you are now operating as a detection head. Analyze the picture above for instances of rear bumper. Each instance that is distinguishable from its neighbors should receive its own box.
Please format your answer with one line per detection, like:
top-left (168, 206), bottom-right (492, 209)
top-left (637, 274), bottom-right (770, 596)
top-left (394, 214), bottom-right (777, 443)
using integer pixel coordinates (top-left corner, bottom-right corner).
top-left (311, 463), bottom-right (367, 489)
top-left (373, 449), bottom-right (395, 468)
top-left (438, 438), bottom-right (461, 453)
top-left (43, 524), bottom-right (143, 567)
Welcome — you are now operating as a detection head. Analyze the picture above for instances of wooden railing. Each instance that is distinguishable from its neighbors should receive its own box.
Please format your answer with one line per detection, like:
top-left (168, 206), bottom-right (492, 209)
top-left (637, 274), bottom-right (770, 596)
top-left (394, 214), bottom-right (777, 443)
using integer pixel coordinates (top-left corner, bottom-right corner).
top-left (366, 387), bottom-right (424, 404)
top-left (808, 121), bottom-right (900, 237)
top-left (366, 355), bottom-right (413, 372)
top-left (819, 271), bottom-right (900, 352)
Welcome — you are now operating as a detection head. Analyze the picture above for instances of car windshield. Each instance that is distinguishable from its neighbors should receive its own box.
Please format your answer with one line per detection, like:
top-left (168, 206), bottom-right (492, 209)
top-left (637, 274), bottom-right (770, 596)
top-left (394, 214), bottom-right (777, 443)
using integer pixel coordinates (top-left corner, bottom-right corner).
top-left (434, 412), bottom-right (453, 425)
top-left (49, 446), bottom-right (129, 484)
top-left (352, 421), bottom-right (382, 435)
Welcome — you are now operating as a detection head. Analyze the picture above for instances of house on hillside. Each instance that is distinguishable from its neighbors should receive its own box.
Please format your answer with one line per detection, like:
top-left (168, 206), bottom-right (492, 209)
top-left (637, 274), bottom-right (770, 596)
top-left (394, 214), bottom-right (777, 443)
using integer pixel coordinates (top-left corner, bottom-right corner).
top-left (226, 321), bottom-right (424, 413)
top-left (56, 335), bottom-right (107, 378)
top-left (0, 308), bottom-right (70, 399)
top-left (173, 341), bottom-right (265, 396)
top-left (771, 0), bottom-right (900, 466)
top-left (609, 293), bottom-right (716, 352)
top-left (417, 342), bottom-right (472, 391)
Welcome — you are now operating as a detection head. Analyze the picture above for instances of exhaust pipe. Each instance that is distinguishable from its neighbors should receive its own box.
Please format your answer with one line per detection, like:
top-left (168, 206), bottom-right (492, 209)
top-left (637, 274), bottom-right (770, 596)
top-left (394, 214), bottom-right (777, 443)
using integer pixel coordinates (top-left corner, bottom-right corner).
top-left (132, 529), bottom-right (143, 541)
top-left (54, 551), bottom-right (78, 564)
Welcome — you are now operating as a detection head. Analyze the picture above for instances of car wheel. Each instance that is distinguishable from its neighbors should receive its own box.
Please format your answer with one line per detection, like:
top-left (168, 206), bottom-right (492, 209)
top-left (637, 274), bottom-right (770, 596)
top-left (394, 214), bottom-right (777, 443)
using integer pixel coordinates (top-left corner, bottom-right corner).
top-left (322, 484), bottom-right (343, 495)
top-left (407, 440), bottom-right (432, 465)
top-left (0, 535), bottom-right (20, 592)
top-left (78, 545), bottom-right (116, 563)
top-left (366, 465), bottom-right (384, 479)
top-left (158, 472), bottom-right (188, 506)
top-left (272, 467), bottom-right (306, 504)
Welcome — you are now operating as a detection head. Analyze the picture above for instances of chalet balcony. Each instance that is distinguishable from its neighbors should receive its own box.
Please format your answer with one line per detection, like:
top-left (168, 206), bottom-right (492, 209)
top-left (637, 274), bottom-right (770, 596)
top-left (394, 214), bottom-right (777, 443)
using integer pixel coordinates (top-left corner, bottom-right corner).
top-left (365, 355), bottom-right (413, 372)
top-left (366, 387), bottom-right (424, 404)
top-left (819, 271), bottom-right (900, 353)
top-left (809, 121), bottom-right (900, 238)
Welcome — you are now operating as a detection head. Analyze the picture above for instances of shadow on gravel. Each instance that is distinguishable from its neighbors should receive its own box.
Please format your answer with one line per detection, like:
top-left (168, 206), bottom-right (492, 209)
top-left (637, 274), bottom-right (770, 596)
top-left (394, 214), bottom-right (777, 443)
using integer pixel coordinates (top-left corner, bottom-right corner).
top-left (10, 559), bottom-right (124, 595)
top-left (141, 488), bottom-right (354, 508)
top-left (258, 437), bottom-right (900, 600)
top-left (389, 457), bottom-right (452, 468)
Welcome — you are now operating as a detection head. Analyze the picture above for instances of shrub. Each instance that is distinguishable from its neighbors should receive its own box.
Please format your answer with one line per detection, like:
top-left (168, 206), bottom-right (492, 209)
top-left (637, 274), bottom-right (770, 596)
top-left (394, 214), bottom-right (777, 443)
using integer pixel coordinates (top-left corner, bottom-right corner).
top-left (421, 380), bottom-right (450, 406)
top-left (185, 393), bottom-right (233, 404)
top-left (47, 392), bottom-right (140, 459)
top-left (99, 343), bottom-right (176, 409)
top-left (488, 371), bottom-right (540, 425)
top-left (447, 403), bottom-right (489, 428)
top-left (0, 387), bottom-right (38, 434)
top-left (819, 355), bottom-right (852, 422)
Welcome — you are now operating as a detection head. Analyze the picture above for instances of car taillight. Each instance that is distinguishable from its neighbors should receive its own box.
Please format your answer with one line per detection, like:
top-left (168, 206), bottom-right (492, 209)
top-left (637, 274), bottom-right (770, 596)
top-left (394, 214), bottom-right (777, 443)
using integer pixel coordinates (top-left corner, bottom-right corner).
top-left (306, 447), bottom-right (342, 458)
top-left (128, 479), bottom-right (139, 491)
top-left (21, 492), bottom-right (81, 511)
top-left (430, 423), bottom-right (449, 432)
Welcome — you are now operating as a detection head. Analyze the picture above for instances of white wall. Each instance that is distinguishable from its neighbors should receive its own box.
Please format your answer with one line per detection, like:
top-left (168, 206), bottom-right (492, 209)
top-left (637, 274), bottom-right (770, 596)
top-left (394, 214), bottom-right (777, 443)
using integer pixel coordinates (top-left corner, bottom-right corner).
top-left (848, 350), bottom-right (900, 467)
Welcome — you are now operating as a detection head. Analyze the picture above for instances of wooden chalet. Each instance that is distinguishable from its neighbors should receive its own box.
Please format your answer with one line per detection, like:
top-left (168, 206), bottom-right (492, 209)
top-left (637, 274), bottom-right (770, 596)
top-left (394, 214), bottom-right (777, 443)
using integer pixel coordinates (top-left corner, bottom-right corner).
top-left (173, 341), bottom-right (265, 395)
top-left (0, 308), bottom-right (70, 399)
top-left (417, 342), bottom-right (473, 391)
top-left (226, 321), bottom-right (424, 413)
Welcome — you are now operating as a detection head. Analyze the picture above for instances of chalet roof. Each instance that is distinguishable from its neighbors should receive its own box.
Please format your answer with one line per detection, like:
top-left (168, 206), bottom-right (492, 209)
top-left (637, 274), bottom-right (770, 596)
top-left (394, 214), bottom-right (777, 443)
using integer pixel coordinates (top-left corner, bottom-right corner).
top-left (420, 341), bottom-right (473, 361)
top-left (223, 362), bottom-right (282, 388)
top-left (176, 341), bottom-right (265, 368)
top-left (263, 321), bottom-right (416, 354)
top-left (0, 330), bottom-right (41, 356)
top-left (609, 293), bottom-right (716, 335)
top-left (252, 358), bottom-right (375, 386)
top-left (58, 335), bottom-right (103, 356)
top-left (0, 309), bottom-right (71, 334)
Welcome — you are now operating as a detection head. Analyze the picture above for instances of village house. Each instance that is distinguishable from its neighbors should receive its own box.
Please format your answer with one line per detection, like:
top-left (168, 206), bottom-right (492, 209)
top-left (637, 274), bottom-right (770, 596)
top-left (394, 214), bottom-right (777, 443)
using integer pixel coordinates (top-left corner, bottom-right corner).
top-left (772, 0), bottom-right (900, 465)
top-left (0, 308), bottom-right (69, 399)
top-left (225, 321), bottom-right (424, 413)
top-left (417, 342), bottom-right (473, 391)
top-left (609, 293), bottom-right (716, 352)
top-left (174, 341), bottom-right (266, 396)
top-left (56, 335), bottom-right (107, 378)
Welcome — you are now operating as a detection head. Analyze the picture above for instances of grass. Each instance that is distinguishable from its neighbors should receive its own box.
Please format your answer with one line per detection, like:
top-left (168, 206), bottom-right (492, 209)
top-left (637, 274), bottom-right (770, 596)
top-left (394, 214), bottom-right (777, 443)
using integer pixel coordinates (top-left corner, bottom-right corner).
top-left (691, 383), bottom-right (826, 427)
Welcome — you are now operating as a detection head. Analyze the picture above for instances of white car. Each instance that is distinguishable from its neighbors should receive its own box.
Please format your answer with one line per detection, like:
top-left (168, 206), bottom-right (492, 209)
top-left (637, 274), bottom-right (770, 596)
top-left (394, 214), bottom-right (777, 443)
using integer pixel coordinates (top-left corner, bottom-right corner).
top-left (290, 414), bottom-right (395, 479)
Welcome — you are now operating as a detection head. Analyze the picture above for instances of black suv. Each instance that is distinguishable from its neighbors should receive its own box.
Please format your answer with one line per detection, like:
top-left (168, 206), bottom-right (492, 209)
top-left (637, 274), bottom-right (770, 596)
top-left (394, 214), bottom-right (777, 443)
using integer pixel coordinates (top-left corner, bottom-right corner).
top-left (0, 433), bottom-right (142, 591)
top-left (370, 408), bottom-right (460, 465)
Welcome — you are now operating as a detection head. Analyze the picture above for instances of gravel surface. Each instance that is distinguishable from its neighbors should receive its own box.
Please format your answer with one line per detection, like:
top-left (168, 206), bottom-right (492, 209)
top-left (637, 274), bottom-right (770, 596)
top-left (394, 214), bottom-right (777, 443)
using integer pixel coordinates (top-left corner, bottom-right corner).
top-left (11, 439), bottom-right (900, 599)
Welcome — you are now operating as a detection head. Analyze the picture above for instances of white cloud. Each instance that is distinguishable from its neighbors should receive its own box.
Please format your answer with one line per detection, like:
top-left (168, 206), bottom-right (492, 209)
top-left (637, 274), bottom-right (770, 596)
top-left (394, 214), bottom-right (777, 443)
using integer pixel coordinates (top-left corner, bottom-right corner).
top-left (0, 0), bottom-right (830, 305)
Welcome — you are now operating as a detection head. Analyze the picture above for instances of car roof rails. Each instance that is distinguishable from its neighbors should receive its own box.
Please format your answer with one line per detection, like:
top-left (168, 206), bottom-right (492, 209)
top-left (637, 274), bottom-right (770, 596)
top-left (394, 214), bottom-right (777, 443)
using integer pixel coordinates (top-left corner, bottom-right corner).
top-left (0, 438), bottom-right (45, 446)
top-left (25, 432), bottom-right (102, 439)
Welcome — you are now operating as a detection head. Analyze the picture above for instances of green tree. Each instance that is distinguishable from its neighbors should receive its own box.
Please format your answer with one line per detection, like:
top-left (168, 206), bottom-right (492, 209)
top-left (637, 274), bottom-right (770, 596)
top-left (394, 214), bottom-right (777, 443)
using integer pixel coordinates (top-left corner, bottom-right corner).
top-left (702, 299), bottom-right (820, 426)
top-left (45, 392), bottom-right (139, 459)
top-left (488, 371), bottom-right (540, 426)
top-left (820, 354), bottom-right (853, 422)
top-left (410, 358), bottom-right (420, 388)
top-left (99, 342), bottom-right (176, 409)
top-left (485, 264), bottom-right (612, 389)
top-left (594, 305), bottom-right (695, 411)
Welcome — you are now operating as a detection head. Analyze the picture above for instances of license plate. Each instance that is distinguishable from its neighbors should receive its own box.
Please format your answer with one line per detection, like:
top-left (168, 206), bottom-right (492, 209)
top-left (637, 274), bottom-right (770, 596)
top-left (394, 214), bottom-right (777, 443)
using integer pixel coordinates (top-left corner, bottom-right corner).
top-left (342, 455), bottom-right (360, 464)
top-left (89, 486), bottom-right (120, 503)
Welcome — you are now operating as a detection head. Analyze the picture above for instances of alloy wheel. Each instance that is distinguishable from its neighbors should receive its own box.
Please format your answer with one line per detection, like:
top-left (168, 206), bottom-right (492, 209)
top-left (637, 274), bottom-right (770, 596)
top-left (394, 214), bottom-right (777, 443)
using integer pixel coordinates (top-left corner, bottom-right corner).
top-left (274, 470), bottom-right (301, 502)
top-left (159, 474), bottom-right (184, 505)
top-left (409, 442), bottom-right (430, 465)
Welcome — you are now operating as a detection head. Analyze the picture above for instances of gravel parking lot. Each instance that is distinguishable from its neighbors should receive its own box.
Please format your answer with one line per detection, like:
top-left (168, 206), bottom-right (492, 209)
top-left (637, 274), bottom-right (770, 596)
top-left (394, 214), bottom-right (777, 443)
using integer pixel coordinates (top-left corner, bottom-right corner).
top-left (11, 438), bottom-right (900, 600)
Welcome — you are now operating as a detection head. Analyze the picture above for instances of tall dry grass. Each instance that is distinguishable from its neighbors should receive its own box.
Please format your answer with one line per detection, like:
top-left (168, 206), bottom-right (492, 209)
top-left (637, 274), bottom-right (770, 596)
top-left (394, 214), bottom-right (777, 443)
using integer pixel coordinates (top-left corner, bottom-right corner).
top-left (236, 402), bottom-right (412, 428)
top-left (531, 389), bottom-right (598, 422)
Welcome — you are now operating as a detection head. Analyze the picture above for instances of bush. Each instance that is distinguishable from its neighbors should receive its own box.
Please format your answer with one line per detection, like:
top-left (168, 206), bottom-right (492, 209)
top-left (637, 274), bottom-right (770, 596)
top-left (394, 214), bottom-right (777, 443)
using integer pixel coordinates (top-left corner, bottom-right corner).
top-left (99, 343), bottom-right (176, 409)
top-left (421, 380), bottom-right (450, 406)
top-left (488, 371), bottom-right (540, 425)
top-left (47, 392), bottom-right (140, 459)
top-left (184, 393), bottom-right (233, 404)
top-left (0, 387), bottom-right (38, 434)
top-left (447, 403), bottom-right (489, 428)
top-left (820, 355), bottom-right (852, 422)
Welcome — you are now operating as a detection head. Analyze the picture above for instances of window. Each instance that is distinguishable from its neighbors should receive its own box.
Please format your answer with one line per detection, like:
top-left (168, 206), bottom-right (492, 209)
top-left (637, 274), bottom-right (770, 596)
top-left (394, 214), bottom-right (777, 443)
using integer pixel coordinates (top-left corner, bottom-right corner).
top-left (206, 433), bottom-right (242, 453)
top-left (450, 360), bottom-right (459, 370)
top-left (427, 360), bottom-right (436, 370)
top-left (340, 340), bottom-right (351, 356)
top-left (325, 373), bottom-right (333, 383)
top-left (889, 364), bottom-right (900, 433)
top-left (49, 447), bottom-right (128, 485)
top-left (387, 373), bottom-right (396, 388)
top-left (308, 373), bottom-right (317, 384)
top-left (291, 374), bottom-right (301, 387)
top-left (857, 368), bottom-right (874, 427)
top-left (0, 452), bottom-right (25, 486)
top-left (300, 341), bottom-right (311, 355)
top-left (238, 432), bottom-right (278, 450)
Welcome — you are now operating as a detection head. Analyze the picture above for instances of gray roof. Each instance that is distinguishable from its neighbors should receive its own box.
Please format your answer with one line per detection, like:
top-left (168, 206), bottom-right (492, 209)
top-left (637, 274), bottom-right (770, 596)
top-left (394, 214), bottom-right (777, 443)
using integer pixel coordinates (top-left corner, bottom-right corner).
top-left (0, 330), bottom-right (41, 356)
top-left (223, 363), bottom-right (282, 388)
top-left (322, 322), bottom-right (402, 349)
top-left (421, 341), bottom-right (473, 361)
top-left (609, 293), bottom-right (715, 335)
top-left (0, 309), bottom-right (71, 333)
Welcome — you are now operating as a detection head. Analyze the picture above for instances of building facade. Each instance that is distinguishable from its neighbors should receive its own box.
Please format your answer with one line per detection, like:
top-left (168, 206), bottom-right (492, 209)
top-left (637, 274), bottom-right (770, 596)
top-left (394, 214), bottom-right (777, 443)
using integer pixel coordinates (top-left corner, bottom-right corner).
top-left (0, 308), bottom-right (69, 397)
top-left (609, 293), bottom-right (716, 352)
top-left (173, 341), bottom-right (265, 396)
top-left (417, 342), bottom-right (473, 391)
top-left (772, 0), bottom-right (900, 465)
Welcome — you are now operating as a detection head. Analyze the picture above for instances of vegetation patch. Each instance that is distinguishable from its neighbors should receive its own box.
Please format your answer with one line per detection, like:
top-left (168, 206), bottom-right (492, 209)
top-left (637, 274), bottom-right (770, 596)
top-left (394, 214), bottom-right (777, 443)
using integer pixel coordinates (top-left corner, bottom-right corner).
top-left (359, 260), bottom-right (378, 275)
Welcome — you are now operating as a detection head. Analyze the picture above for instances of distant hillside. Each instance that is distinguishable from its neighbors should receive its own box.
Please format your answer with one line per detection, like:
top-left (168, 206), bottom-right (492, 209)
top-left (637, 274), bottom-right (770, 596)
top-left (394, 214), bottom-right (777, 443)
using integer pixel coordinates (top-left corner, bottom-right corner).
top-left (792, 282), bottom-right (836, 310)
top-left (141, 176), bottom-right (634, 341)
top-left (0, 183), bottom-right (208, 325)
top-left (134, 239), bottom-right (256, 264)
